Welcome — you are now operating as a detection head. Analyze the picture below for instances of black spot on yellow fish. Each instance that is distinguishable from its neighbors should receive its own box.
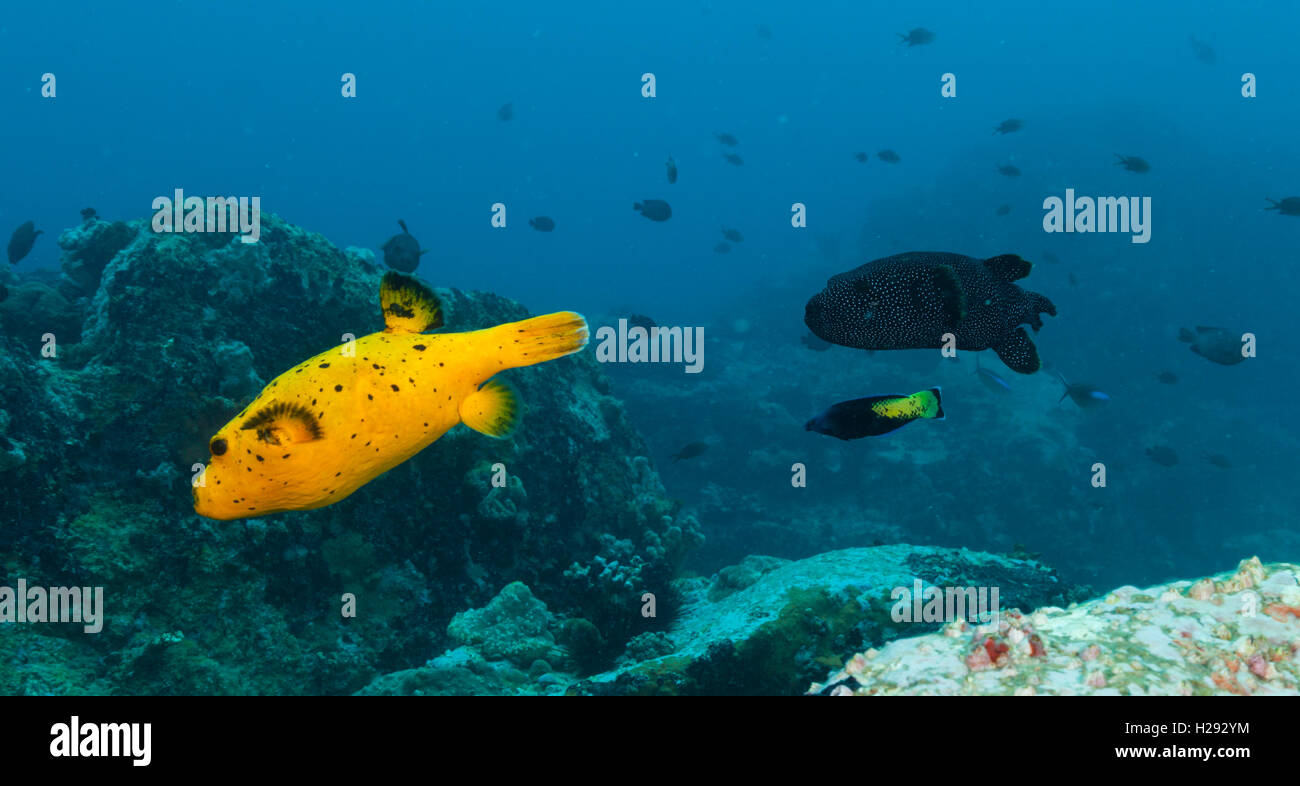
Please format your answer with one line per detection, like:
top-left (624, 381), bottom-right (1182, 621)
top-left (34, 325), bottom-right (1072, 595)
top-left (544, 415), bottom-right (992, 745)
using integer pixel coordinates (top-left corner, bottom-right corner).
top-left (240, 402), bottom-right (323, 443)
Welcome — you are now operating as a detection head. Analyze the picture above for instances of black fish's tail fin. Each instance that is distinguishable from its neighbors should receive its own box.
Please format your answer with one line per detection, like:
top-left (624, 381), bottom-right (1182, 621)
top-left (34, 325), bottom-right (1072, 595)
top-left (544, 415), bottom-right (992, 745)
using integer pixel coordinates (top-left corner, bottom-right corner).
top-left (1265, 198), bottom-right (1279, 210)
top-left (1177, 327), bottom-right (1195, 343)
top-left (1018, 291), bottom-right (1057, 332)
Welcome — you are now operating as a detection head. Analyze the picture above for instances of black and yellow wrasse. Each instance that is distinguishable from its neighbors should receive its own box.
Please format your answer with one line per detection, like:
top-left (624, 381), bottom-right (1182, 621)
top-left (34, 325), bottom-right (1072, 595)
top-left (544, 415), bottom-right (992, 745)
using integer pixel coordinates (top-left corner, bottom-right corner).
top-left (805, 388), bottom-right (945, 440)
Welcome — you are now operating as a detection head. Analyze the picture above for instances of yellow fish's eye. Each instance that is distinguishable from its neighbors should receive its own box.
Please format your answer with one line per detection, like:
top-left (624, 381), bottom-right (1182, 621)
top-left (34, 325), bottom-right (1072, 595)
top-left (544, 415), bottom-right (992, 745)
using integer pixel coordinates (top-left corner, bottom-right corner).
top-left (210, 437), bottom-right (227, 456)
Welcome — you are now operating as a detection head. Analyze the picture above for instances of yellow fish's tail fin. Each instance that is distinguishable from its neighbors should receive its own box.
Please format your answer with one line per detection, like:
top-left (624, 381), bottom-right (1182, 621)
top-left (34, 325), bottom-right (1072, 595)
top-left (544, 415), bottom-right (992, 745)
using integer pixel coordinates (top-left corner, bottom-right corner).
top-left (460, 380), bottom-right (519, 438)
top-left (493, 311), bottom-right (589, 368)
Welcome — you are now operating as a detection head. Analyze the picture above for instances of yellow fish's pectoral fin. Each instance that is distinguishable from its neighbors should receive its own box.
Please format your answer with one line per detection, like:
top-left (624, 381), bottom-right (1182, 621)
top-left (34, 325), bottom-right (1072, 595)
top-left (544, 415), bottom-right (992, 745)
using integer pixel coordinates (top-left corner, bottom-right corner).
top-left (381, 272), bottom-right (443, 334)
top-left (240, 401), bottom-right (323, 445)
top-left (459, 380), bottom-right (519, 438)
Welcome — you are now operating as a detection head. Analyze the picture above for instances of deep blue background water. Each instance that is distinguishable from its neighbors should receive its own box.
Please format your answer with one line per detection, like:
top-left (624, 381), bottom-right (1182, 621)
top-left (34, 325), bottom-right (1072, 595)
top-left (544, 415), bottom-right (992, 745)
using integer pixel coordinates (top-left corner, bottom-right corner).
top-left (4, 1), bottom-right (1296, 315)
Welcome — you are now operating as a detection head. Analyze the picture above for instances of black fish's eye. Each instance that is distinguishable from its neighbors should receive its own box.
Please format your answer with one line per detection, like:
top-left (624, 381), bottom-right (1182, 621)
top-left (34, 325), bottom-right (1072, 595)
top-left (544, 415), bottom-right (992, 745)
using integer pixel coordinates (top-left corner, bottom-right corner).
top-left (210, 437), bottom-right (227, 456)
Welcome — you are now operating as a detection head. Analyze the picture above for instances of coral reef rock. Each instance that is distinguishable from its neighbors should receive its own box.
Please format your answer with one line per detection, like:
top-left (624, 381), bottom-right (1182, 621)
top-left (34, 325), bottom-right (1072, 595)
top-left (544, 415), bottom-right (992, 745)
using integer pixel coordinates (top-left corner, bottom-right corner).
top-left (811, 557), bottom-right (1300, 696)
top-left (358, 581), bottom-right (575, 696)
top-left (570, 545), bottom-right (1088, 695)
top-left (0, 212), bottom-right (699, 695)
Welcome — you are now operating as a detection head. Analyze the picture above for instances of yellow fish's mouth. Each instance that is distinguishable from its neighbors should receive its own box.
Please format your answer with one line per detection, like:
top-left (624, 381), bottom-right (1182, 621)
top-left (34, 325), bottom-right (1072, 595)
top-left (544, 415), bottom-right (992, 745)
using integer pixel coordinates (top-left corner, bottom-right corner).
top-left (193, 483), bottom-right (237, 521)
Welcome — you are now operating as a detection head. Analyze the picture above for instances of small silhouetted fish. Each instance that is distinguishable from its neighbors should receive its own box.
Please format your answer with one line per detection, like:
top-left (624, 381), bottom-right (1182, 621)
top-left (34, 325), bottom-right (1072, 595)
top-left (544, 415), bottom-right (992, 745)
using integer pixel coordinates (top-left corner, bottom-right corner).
top-left (801, 333), bottom-right (832, 351)
top-left (723, 153), bottom-right (744, 166)
top-left (1056, 371), bottom-right (1110, 408)
top-left (993, 118), bottom-right (1023, 135)
top-left (7, 221), bottom-right (42, 264)
top-left (381, 220), bottom-right (426, 273)
top-left (1040, 250), bottom-right (1061, 264)
top-left (81, 207), bottom-right (98, 222)
top-left (634, 200), bottom-right (672, 221)
top-left (498, 102), bottom-right (513, 122)
top-left (975, 354), bottom-right (1012, 394)
top-left (1146, 445), bottom-right (1179, 467)
top-left (1206, 452), bottom-right (1233, 469)
top-left (713, 242), bottom-right (731, 254)
top-left (721, 228), bottom-right (743, 243)
top-left (854, 152), bottom-right (869, 163)
top-left (1154, 370), bottom-right (1179, 385)
top-left (1179, 326), bottom-right (1245, 366)
top-left (1068, 273), bottom-right (1078, 288)
top-left (897, 28), bottom-right (935, 47)
top-left (529, 216), bottom-right (555, 232)
top-left (1115, 155), bottom-right (1150, 173)
top-left (1189, 36), bottom-right (1215, 64)
top-left (1265, 197), bottom-right (1300, 216)
top-left (877, 150), bottom-right (900, 163)
top-left (628, 314), bottom-right (657, 331)
top-left (666, 155), bottom-right (677, 184)
top-left (715, 133), bottom-right (739, 146)
top-left (806, 388), bottom-right (944, 440)
top-left (672, 442), bottom-right (709, 462)
top-left (756, 24), bottom-right (772, 40)
top-left (997, 164), bottom-right (1021, 177)
top-left (996, 204), bottom-right (1011, 216)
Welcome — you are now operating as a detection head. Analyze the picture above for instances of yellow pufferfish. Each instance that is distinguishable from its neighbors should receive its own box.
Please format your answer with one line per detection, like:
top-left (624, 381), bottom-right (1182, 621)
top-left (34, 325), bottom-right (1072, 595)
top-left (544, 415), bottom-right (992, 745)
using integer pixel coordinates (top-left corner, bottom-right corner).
top-left (193, 272), bottom-right (588, 520)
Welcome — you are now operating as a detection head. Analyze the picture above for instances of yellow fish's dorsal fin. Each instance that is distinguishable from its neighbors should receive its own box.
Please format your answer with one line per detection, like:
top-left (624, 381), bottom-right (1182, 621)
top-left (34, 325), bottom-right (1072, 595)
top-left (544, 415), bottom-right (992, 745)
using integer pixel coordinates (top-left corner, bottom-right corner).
top-left (240, 401), bottom-right (323, 445)
top-left (458, 379), bottom-right (519, 438)
top-left (381, 272), bottom-right (443, 334)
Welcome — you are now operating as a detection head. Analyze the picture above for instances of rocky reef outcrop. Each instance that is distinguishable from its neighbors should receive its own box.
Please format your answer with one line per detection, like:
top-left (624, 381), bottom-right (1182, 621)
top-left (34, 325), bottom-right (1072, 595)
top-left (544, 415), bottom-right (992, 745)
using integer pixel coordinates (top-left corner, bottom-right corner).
top-left (355, 544), bottom-right (1087, 695)
top-left (811, 557), bottom-right (1300, 696)
top-left (568, 544), bottom-right (1089, 695)
top-left (0, 213), bottom-right (700, 694)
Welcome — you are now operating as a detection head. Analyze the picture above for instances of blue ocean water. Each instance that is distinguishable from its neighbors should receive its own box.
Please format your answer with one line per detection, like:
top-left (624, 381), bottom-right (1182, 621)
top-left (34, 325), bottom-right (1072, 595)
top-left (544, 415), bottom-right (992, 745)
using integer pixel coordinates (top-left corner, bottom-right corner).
top-left (2, 1), bottom-right (1298, 696)
top-left (4, 2), bottom-right (1292, 314)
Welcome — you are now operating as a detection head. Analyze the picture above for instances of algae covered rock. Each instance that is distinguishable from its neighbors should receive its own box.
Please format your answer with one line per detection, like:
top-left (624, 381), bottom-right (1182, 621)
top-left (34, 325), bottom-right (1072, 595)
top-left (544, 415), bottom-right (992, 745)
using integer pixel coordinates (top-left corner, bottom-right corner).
top-left (356, 582), bottom-right (589, 695)
top-left (812, 557), bottom-right (1300, 696)
top-left (707, 555), bottom-right (789, 602)
top-left (57, 218), bottom-right (138, 294)
top-left (572, 544), bottom-right (1089, 695)
top-left (354, 646), bottom-right (547, 697)
top-left (447, 582), bottom-right (558, 667)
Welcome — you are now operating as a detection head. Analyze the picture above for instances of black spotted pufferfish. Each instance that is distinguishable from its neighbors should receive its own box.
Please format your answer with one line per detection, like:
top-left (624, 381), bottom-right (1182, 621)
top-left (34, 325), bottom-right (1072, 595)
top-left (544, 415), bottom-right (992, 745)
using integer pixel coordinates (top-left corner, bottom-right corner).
top-left (193, 272), bottom-right (588, 520)
top-left (804, 251), bottom-right (1057, 373)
